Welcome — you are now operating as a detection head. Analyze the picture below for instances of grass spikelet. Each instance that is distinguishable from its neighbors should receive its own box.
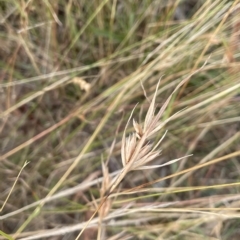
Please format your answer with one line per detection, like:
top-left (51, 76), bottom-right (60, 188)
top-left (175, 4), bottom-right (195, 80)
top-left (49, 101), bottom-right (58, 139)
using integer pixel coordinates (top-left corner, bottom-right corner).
top-left (110, 76), bottom-right (198, 194)
top-left (97, 161), bottom-right (112, 240)
top-left (76, 78), bottom-right (193, 239)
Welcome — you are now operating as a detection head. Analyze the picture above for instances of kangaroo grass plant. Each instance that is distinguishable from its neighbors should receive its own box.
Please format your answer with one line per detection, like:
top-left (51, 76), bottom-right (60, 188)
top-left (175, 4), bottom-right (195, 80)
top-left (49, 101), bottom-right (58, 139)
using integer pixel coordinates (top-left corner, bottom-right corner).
top-left (76, 69), bottom-right (207, 239)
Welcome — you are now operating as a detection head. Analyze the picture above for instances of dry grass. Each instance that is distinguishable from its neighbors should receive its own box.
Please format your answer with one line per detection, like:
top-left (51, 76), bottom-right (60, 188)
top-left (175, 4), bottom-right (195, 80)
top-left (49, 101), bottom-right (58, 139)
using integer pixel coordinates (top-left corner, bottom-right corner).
top-left (1, 0), bottom-right (240, 239)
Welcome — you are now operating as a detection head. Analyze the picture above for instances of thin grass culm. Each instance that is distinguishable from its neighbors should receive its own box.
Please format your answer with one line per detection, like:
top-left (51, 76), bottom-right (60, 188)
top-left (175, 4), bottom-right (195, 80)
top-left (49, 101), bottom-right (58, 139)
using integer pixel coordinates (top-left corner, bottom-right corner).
top-left (76, 64), bottom-right (207, 239)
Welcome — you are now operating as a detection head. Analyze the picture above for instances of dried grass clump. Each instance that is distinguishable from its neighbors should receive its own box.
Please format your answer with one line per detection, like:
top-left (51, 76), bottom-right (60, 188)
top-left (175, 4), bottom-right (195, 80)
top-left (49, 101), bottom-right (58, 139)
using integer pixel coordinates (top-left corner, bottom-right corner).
top-left (2, 1), bottom-right (240, 239)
